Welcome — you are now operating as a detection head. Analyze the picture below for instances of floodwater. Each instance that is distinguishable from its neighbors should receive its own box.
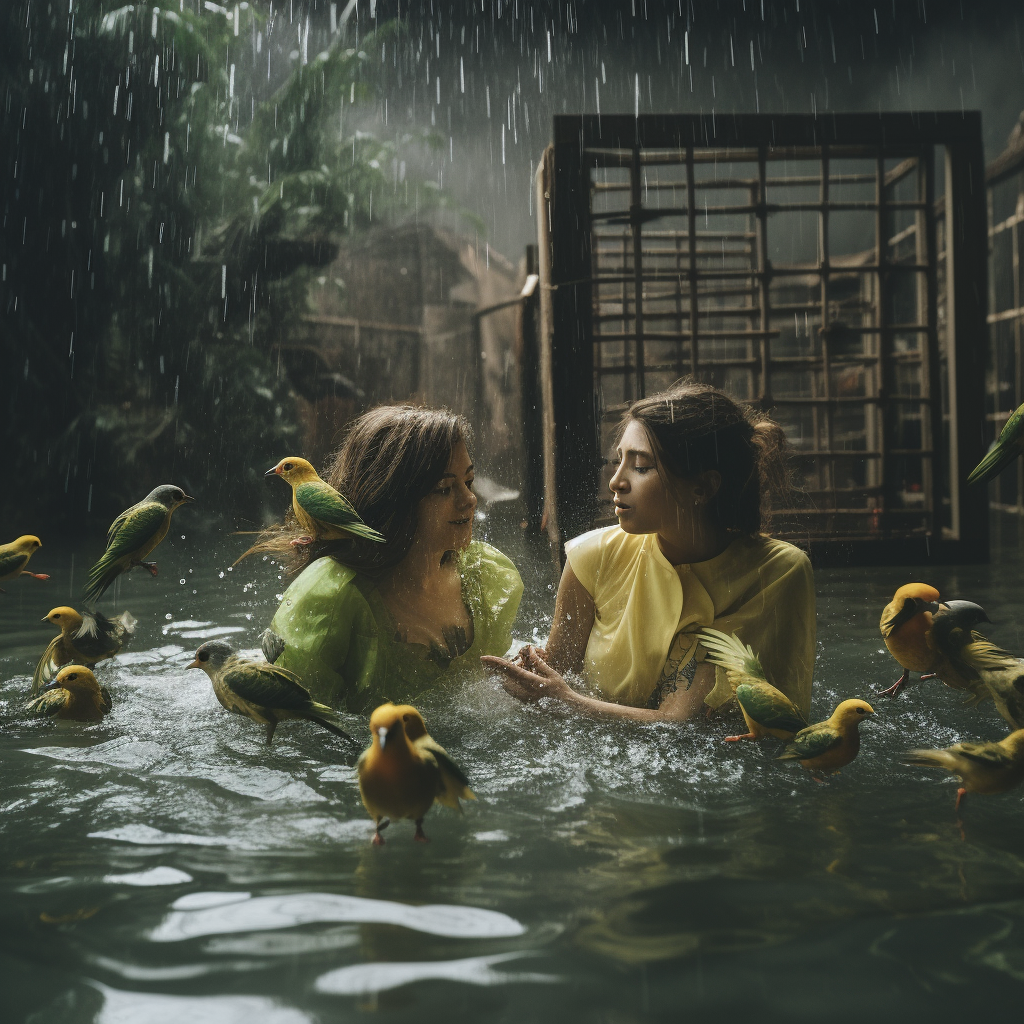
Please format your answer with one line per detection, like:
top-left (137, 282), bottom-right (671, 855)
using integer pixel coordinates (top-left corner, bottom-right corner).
top-left (3, 510), bottom-right (1024, 1023)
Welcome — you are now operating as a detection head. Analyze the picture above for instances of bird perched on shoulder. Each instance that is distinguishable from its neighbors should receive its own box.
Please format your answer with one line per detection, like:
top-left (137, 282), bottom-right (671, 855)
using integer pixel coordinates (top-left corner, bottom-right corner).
top-left (32, 606), bottom-right (137, 695)
top-left (265, 457), bottom-right (385, 547)
top-left (0, 535), bottom-right (49, 591)
top-left (700, 628), bottom-right (808, 742)
top-left (83, 485), bottom-right (193, 604)
top-left (357, 702), bottom-right (475, 845)
top-left (904, 729), bottom-right (1024, 810)
top-left (967, 401), bottom-right (1024, 486)
top-left (777, 700), bottom-right (875, 778)
top-left (26, 665), bottom-right (112, 722)
top-left (188, 639), bottom-right (357, 750)
top-left (928, 601), bottom-right (1024, 731)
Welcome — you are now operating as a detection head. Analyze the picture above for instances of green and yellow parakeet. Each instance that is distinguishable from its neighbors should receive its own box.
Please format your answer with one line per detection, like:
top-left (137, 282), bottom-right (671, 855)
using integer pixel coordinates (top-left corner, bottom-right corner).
top-left (26, 665), bottom-right (112, 722)
top-left (0, 535), bottom-right (48, 592)
top-left (265, 457), bottom-right (385, 546)
top-left (777, 700), bottom-right (875, 776)
top-left (83, 485), bottom-right (193, 604)
top-left (32, 606), bottom-right (136, 696)
top-left (188, 639), bottom-right (358, 750)
top-left (968, 401), bottom-right (1024, 486)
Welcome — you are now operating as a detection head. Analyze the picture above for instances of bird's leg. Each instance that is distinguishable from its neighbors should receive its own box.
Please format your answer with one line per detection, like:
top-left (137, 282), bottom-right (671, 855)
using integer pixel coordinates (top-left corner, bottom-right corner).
top-left (20, 571), bottom-right (50, 581)
top-left (372, 817), bottom-right (390, 846)
top-left (132, 559), bottom-right (159, 577)
top-left (876, 668), bottom-right (909, 698)
top-left (919, 672), bottom-right (937, 682)
top-left (722, 732), bottom-right (757, 742)
top-left (954, 787), bottom-right (967, 812)
top-left (413, 819), bottom-right (430, 843)
top-left (289, 536), bottom-right (314, 548)
top-left (264, 719), bottom-right (278, 745)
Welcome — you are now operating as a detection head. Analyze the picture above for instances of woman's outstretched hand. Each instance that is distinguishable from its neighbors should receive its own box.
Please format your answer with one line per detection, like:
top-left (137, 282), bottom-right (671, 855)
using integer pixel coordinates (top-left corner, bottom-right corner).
top-left (481, 646), bottom-right (572, 705)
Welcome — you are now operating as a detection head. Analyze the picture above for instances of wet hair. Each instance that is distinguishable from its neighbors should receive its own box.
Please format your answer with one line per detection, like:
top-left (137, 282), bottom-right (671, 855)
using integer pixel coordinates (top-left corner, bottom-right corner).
top-left (621, 379), bottom-right (790, 536)
top-left (240, 405), bottom-right (472, 574)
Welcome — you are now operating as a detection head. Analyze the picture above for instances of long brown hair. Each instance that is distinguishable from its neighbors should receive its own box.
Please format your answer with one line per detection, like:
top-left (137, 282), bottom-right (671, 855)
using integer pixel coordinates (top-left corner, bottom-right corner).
top-left (622, 379), bottom-right (790, 535)
top-left (241, 405), bottom-right (472, 573)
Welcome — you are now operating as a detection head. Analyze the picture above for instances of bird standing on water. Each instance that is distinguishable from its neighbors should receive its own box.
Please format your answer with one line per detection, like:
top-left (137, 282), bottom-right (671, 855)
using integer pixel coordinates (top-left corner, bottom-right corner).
top-left (967, 401), bottom-right (1024, 486)
top-left (357, 702), bottom-right (475, 845)
top-left (905, 729), bottom-right (1024, 810)
top-left (82, 485), bottom-right (193, 604)
top-left (265, 457), bottom-right (385, 547)
top-left (777, 700), bottom-right (875, 778)
top-left (699, 628), bottom-right (808, 742)
top-left (32, 606), bottom-right (137, 695)
top-left (188, 639), bottom-right (357, 749)
top-left (26, 665), bottom-right (112, 722)
top-left (0, 535), bottom-right (48, 591)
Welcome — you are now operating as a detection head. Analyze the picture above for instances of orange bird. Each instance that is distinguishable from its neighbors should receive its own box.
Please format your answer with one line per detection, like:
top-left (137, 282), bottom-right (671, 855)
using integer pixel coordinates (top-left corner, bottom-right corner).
top-left (357, 703), bottom-right (475, 846)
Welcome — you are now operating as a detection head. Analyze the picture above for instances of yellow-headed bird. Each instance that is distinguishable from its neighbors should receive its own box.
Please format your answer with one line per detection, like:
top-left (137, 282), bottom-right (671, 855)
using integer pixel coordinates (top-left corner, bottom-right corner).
top-left (968, 401), bottom-right (1024, 486)
top-left (265, 457), bottom-right (385, 546)
top-left (700, 628), bottom-right (808, 742)
top-left (357, 703), bottom-right (475, 845)
top-left (188, 639), bottom-right (357, 750)
top-left (26, 665), bottom-right (112, 722)
top-left (777, 700), bottom-right (875, 777)
top-left (0, 535), bottom-right (48, 591)
top-left (83, 485), bottom-right (193, 604)
top-left (905, 729), bottom-right (1024, 810)
top-left (32, 607), bottom-right (137, 696)
top-left (929, 601), bottom-right (1024, 730)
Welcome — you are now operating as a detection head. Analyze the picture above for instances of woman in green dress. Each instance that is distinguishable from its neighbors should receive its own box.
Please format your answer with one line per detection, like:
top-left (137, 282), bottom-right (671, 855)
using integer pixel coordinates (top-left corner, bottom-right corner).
top-left (266, 405), bottom-right (523, 711)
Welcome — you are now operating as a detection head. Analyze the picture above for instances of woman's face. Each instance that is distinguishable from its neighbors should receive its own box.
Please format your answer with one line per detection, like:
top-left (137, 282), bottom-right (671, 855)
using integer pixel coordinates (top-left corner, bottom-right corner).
top-left (416, 439), bottom-right (477, 554)
top-left (609, 419), bottom-right (703, 536)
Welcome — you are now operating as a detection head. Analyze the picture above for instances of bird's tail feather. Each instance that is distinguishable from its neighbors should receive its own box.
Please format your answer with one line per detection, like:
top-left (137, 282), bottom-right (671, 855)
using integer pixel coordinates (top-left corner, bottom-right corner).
top-left (342, 521), bottom-right (387, 544)
top-left (967, 441), bottom-right (1017, 486)
top-left (902, 748), bottom-right (957, 771)
top-left (82, 560), bottom-right (118, 605)
top-left (304, 703), bottom-right (358, 751)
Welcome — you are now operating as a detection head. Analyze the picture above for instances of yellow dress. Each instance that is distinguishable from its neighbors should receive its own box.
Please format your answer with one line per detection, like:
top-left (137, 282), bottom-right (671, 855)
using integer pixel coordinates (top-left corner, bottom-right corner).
top-left (564, 526), bottom-right (816, 714)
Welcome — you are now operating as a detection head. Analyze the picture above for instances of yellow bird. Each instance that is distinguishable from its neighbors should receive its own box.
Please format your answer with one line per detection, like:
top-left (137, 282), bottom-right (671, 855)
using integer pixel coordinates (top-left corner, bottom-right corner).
top-left (265, 457), bottom-right (385, 546)
top-left (905, 729), bottom-right (1024, 810)
top-left (0, 535), bottom-right (49, 591)
top-left (32, 607), bottom-right (136, 696)
top-left (699, 628), bottom-right (808, 742)
top-left (26, 665), bottom-right (112, 722)
top-left (777, 700), bottom-right (876, 777)
top-left (357, 703), bottom-right (475, 845)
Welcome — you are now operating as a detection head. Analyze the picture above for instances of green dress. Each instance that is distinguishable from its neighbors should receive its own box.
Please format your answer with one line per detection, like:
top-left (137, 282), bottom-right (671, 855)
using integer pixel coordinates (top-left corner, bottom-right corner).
top-left (269, 541), bottom-right (524, 711)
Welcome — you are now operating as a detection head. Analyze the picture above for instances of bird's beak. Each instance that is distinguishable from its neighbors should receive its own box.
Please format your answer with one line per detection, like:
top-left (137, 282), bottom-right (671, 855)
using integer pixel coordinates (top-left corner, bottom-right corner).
top-left (180, 494), bottom-right (195, 503)
top-left (377, 725), bottom-right (389, 749)
top-left (265, 466), bottom-right (280, 478)
top-left (186, 658), bottom-right (202, 670)
top-left (40, 680), bottom-right (61, 693)
top-left (40, 615), bottom-right (50, 623)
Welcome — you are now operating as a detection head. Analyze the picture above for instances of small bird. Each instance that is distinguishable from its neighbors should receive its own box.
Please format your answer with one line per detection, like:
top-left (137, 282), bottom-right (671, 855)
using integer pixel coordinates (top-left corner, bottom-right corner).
top-left (188, 639), bottom-right (357, 749)
top-left (877, 583), bottom-right (943, 697)
top-left (0, 535), bottom-right (49, 592)
top-left (967, 401), bottom-right (1024, 486)
top-left (26, 665), bottom-right (112, 722)
top-left (699, 628), bottom-right (808, 741)
top-left (928, 601), bottom-right (1024, 730)
top-left (905, 729), bottom-right (1024, 810)
top-left (265, 457), bottom-right (385, 547)
top-left (357, 702), bottom-right (475, 845)
top-left (32, 606), bottom-right (137, 695)
top-left (777, 700), bottom-right (876, 778)
top-left (83, 485), bottom-right (193, 604)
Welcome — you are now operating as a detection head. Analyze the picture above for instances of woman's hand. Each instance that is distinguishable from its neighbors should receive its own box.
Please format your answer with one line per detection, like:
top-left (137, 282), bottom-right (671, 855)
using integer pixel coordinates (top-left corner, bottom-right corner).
top-left (481, 646), bottom-right (573, 705)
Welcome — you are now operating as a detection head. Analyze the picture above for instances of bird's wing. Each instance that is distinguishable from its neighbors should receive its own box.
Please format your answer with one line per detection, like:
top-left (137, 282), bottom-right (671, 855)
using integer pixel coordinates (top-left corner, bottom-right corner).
top-left (416, 737), bottom-right (474, 808)
top-left (779, 723), bottom-right (842, 761)
top-left (295, 481), bottom-right (386, 543)
top-left (735, 682), bottom-right (808, 734)
top-left (31, 636), bottom-right (66, 695)
top-left (26, 688), bottom-right (69, 717)
top-left (72, 611), bottom-right (120, 658)
top-left (100, 687), bottom-right (113, 713)
top-left (968, 403), bottom-right (1024, 485)
top-left (222, 661), bottom-right (313, 711)
top-left (84, 502), bottom-right (168, 603)
top-left (0, 549), bottom-right (27, 577)
top-left (955, 740), bottom-right (1016, 769)
top-left (962, 636), bottom-right (1018, 670)
top-left (699, 628), bottom-right (768, 689)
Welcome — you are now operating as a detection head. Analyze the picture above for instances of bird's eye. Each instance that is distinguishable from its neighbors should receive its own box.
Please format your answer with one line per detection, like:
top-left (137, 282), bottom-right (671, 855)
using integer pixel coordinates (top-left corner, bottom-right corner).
top-left (284, 463), bottom-right (294, 471)
top-left (68, 673), bottom-right (77, 681)
top-left (856, 707), bottom-right (866, 714)
top-left (199, 651), bottom-right (209, 662)
top-left (53, 614), bottom-right (61, 619)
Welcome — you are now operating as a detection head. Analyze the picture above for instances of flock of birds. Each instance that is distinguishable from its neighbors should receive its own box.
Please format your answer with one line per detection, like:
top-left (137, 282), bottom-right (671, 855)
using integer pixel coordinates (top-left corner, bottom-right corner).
top-left (2, 417), bottom-right (1024, 841)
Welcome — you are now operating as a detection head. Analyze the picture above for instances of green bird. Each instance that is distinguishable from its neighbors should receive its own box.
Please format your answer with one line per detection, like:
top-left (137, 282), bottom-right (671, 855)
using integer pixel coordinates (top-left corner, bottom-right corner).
top-left (0, 535), bottom-right (48, 592)
top-left (83, 485), bottom-right (193, 605)
top-left (777, 700), bottom-right (876, 777)
top-left (32, 606), bottom-right (136, 696)
top-left (968, 401), bottom-right (1024, 485)
top-left (265, 457), bottom-right (385, 547)
top-left (700, 628), bottom-right (809, 742)
top-left (188, 639), bottom-right (358, 751)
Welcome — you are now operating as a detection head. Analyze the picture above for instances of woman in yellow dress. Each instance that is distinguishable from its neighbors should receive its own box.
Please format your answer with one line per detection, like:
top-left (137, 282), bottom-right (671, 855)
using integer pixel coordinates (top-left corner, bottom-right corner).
top-left (483, 379), bottom-right (815, 723)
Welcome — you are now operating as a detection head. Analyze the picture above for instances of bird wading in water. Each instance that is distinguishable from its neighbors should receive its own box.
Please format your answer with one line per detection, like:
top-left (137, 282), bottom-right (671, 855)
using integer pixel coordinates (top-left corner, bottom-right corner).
top-left (82, 485), bottom-right (193, 605)
top-left (0, 535), bottom-right (48, 592)
top-left (777, 700), bottom-right (875, 779)
top-left (32, 606), bottom-right (136, 696)
top-left (358, 703), bottom-right (475, 845)
top-left (265, 457), bottom-right (385, 547)
top-left (188, 640), bottom-right (358, 751)
top-left (26, 665), bottom-right (112, 723)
